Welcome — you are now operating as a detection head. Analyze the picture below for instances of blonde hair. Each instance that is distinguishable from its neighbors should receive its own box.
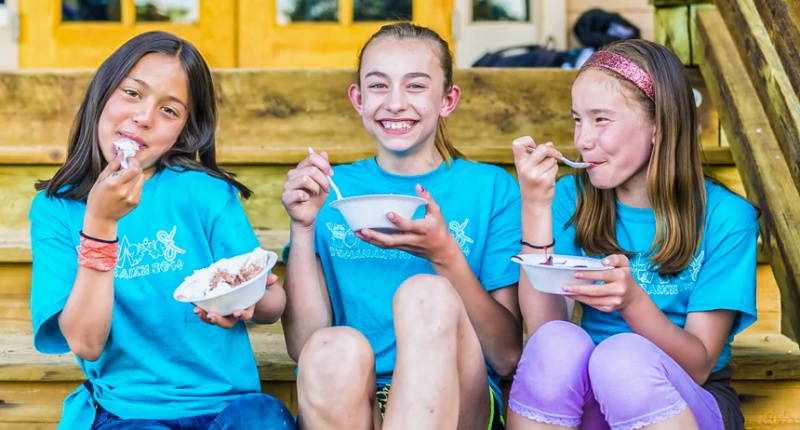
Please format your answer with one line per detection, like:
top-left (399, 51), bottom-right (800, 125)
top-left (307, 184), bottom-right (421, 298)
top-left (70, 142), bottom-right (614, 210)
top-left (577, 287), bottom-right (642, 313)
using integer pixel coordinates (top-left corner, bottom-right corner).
top-left (355, 22), bottom-right (463, 164)
top-left (571, 39), bottom-right (704, 276)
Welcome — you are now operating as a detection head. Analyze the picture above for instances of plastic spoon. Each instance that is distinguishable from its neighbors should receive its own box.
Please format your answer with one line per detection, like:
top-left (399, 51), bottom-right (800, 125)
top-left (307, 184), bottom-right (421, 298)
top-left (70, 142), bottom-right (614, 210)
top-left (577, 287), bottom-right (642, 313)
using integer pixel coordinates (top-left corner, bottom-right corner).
top-left (307, 147), bottom-right (343, 200)
top-left (524, 147), bottom-right (591, 169)
top-left (559, 157), bottom-right (592, 169)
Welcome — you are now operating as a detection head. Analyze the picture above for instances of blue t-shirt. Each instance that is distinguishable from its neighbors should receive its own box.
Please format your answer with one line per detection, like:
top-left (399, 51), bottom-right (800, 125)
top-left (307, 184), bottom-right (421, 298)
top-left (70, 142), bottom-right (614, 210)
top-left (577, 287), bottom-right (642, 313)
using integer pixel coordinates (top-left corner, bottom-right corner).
top-left (551, 176), bottom-right (758, 373)
top-left (312, 157), bottom-right (520, 393)
top-left (30, 168), bottom-right (263, 428)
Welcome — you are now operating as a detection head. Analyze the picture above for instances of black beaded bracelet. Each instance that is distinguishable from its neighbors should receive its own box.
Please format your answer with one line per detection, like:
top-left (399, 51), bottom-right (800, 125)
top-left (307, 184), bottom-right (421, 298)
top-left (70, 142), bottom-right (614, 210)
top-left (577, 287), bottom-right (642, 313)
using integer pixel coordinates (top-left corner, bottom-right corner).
top-left (519, 239), bottom-right (556, 250)
top-left (80, 230), bottom-right (119, 244)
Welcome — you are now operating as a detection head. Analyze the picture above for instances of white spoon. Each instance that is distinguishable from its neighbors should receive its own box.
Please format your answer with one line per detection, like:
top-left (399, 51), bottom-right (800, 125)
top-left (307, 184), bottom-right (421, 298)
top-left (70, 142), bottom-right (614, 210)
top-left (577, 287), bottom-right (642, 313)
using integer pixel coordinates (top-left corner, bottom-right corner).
top-left (307, 147), bottom-right (343, 200)
top-left (524, 147), bottom-right (591, 169)
top-left (559, 157), bottom-right (592, 169)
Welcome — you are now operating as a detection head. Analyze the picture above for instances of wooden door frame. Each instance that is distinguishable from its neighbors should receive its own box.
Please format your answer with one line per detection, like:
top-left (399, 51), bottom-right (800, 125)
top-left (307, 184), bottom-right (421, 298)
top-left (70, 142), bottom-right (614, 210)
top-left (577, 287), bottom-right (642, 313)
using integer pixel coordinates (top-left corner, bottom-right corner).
top-left (19, 0), bottom-right (236, 68)
top-left (238, 0), bottom-right (453, 68)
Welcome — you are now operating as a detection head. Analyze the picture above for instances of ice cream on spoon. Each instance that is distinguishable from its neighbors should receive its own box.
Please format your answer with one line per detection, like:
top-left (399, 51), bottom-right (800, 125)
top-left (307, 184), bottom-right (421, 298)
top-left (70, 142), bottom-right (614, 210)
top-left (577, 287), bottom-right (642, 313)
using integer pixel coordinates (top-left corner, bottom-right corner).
top-left (113, 138), bottom-right (139, 169)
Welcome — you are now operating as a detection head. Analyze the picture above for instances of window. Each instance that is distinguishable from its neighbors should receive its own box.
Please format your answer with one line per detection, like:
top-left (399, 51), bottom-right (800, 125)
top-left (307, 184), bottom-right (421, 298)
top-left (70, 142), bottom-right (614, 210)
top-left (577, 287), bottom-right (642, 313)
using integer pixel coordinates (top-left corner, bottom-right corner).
top-left (353, 0), bottom-right (411, 22)
top-left (472, 0), bottom-right (529, 22)
top-left (61, 0), bottom-right (121, 22)
top-left (277, 0), bottom-right (338, 24)
top-left (135, 0), bottom-right (198, 23)
top-left (62, 0), bottom-right (122, 22)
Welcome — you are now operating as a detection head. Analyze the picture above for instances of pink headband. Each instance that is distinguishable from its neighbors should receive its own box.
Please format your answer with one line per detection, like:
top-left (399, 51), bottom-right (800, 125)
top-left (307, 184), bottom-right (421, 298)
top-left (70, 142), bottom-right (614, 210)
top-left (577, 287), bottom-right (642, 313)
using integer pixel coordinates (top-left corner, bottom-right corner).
top-left (581, 51), bottom-right (654, 102)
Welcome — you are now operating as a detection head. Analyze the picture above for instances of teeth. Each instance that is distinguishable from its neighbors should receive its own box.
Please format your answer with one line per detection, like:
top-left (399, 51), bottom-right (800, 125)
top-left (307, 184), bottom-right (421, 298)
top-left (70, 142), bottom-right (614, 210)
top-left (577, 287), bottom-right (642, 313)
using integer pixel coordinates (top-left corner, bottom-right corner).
top-left (381, 121), bottom-right (412, 130)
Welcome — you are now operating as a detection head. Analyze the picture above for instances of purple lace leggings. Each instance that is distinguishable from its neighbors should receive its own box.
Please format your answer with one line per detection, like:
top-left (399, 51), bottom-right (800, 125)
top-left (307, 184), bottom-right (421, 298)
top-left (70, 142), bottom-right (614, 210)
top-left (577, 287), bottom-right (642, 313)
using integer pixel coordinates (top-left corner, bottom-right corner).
top-left (508, 321), bottom-right (725, 430)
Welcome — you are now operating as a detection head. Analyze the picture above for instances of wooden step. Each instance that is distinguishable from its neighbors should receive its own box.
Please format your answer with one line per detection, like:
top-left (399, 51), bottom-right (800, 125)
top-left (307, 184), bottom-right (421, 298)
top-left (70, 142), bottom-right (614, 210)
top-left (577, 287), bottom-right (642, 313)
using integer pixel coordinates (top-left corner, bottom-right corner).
top-left (0, 227), bottom-right (782, 334)
top-left (1, 164), bottom-right (747, 236)
top-left (0, 69), bottom-right (722, 165)
top-left (1, 328), bottom-right (798, 426)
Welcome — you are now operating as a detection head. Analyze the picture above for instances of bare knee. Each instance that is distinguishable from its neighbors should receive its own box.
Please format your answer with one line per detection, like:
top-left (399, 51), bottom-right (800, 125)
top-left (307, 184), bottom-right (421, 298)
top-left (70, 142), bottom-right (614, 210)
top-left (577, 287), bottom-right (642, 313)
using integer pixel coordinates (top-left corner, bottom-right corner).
top-left (392, 274), bottom-right (462, 334)
top-left (298, 327), bottom-right (374, 401)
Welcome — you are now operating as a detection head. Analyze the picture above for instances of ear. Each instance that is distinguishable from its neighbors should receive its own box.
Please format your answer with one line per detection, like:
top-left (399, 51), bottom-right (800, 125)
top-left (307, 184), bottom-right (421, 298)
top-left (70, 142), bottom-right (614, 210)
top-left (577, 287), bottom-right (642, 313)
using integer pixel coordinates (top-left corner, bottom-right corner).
top-left (347, 83), bottom-right (363, 115)
top-left (439, 84), bottom-right (461, 119)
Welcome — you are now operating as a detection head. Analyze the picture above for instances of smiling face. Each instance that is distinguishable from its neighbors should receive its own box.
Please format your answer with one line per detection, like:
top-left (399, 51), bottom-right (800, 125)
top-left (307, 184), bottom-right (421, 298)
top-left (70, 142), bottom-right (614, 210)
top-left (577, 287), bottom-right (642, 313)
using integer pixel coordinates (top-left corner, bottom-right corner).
top-left (97, 52), bottom-right (189, 178)
top-left (571, 68), bottom-right (656, 205)
top-left (349, 37), bottom-right (459, 164)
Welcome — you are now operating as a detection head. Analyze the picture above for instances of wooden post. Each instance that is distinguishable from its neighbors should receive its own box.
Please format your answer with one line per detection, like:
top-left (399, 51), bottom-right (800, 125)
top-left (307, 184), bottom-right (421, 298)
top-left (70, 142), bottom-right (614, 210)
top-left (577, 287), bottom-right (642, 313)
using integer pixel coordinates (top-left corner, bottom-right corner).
top-left (696, 7), bottom-right (800, 341)
top-left (713, 0), bottom-right (800, 192)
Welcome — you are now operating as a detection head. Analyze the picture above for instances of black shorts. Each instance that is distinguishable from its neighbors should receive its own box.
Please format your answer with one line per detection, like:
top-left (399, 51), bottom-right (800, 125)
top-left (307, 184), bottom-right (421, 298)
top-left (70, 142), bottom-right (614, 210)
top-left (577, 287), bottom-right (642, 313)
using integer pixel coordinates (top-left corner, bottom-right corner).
top-left (702, 365), bottom-right (744, 430)
top-left (376, 383), bottom-right (505, 429)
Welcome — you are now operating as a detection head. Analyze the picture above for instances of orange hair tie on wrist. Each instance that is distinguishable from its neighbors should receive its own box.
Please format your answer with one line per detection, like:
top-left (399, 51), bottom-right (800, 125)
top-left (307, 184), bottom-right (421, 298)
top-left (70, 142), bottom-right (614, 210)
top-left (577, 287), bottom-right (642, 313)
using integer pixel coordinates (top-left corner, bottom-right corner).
top-left (77, 232), bottom-right (119, 272)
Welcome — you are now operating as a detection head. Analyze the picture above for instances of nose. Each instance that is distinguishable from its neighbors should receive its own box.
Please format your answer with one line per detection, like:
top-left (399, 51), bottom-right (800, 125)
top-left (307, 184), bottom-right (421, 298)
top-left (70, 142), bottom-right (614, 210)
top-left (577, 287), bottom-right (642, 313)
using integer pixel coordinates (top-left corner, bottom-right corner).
top-left (385, 87), bottom-right (407, 112)
top-left (131, 104), bottom-right (155, 128)
top-left (574, 124), bottom-right (597, 151)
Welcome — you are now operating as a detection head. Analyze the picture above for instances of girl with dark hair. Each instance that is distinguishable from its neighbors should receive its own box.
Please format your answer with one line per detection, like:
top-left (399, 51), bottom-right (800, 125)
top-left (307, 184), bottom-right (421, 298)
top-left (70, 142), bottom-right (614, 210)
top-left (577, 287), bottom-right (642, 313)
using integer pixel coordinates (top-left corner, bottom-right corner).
top-left (507, 39), bottom-right (758, 429)
top-left (281, 22), bottom-right (522, 429)
top-left (29, 31), bottom-right (295, 429)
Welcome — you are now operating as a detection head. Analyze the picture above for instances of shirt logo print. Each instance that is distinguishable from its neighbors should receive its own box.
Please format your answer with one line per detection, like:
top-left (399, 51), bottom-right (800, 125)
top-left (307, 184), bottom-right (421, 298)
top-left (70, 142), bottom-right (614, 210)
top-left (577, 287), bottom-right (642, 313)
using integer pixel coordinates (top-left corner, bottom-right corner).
top-left (115, 226), bottom-right (186, 279)
top-left (326, 218), bottom-right (474, 260)
top-left (631, 251), bottom-right (705, 295)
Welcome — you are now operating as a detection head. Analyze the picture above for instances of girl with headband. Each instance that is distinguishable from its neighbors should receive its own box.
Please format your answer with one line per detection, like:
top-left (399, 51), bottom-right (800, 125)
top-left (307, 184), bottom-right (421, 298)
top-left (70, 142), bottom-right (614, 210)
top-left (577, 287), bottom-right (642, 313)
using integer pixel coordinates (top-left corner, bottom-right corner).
top-left (507, 39), bottom-right (758, 429)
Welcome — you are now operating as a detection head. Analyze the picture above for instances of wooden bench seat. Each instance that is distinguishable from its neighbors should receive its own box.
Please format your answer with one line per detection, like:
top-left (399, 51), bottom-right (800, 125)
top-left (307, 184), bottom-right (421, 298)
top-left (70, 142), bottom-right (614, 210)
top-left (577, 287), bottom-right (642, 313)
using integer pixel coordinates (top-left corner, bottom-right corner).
top-left (2, 327), bottom-right (800, 427)
top-left (2, 328), bottom-right (798, 384)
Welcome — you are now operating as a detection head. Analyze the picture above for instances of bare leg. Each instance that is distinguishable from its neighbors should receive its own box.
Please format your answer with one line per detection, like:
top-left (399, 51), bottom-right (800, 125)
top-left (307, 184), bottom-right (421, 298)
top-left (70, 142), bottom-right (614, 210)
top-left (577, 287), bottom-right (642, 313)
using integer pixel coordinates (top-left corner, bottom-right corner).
top-left (383, 274), bottom-right (491, 430)
top-left (297, 327), bottom-right (376, 430)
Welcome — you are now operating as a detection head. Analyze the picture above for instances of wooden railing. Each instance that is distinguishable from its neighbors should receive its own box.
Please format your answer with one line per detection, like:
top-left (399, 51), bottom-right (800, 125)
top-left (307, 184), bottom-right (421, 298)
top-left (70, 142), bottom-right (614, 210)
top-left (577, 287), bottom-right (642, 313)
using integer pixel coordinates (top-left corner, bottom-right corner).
top-left (653, 0), bottom-right (800, 340)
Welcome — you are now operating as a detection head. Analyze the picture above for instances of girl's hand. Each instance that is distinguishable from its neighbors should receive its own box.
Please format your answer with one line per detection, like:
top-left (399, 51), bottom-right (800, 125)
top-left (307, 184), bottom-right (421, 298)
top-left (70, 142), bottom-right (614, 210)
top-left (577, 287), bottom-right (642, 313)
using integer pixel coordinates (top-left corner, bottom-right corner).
top-left (563, 254), bottom-right (647, 313)
top-left (194, 273), bottom-right (279, 328)
top-left (511, 136), bottom-right (563, 207)
top-left (282, 151), bottom-right (334, 229)
top-left (194, 303), bottom-right (256, 329)
top-left (355, 184), bottom-right (461, 267)
top-left (85, 152), bottom-right (145, 226)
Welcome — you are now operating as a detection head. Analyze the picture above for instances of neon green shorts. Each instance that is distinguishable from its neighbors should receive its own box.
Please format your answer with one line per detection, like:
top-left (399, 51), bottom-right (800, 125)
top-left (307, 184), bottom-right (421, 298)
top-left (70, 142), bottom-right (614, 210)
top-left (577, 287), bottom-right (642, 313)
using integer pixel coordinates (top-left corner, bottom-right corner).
top-left (375, 383), bottom-right (505, 429)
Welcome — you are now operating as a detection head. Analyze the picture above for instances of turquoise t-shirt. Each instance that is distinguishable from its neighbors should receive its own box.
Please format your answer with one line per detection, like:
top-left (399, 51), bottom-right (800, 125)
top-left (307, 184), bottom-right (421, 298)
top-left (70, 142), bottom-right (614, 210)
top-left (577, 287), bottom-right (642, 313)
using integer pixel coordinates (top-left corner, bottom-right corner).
top-left (310, 157), bottom-right (521, 394)
top-left (551, 176), bottom-right (758, 373)
top-left (30, 168), bottom-right (263, 429)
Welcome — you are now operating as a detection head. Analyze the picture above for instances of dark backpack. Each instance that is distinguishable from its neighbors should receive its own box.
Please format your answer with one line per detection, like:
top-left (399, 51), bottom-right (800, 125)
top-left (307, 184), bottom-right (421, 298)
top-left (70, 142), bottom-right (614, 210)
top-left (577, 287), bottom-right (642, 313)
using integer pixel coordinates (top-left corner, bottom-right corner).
top-left (471, 39), bottom-right (568, 68)
top-left (573, 8), bottom-right (641, 49)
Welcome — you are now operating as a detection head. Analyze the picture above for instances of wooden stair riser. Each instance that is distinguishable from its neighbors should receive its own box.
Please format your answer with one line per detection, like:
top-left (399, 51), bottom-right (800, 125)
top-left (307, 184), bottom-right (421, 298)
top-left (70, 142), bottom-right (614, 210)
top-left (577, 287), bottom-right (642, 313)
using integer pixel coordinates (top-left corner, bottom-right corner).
top-left (0, 254), bottom-right (779, 336)
top-left (0, 69), bottom-right (720, 164)
top-left (4, 379), bottom-right (800, 427)
top-left (0, 164), bottom-right (749, 233)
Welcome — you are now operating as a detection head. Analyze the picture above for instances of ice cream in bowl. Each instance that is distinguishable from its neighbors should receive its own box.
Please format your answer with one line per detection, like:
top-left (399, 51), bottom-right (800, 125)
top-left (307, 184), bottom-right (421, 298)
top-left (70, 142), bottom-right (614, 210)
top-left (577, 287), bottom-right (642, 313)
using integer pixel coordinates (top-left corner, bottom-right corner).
top-left (173, 247), bottom-right (279, 315)
top-left (330, 194), bottom-right (427, 232)
top-left (511, 253), bottom-right (612, 295)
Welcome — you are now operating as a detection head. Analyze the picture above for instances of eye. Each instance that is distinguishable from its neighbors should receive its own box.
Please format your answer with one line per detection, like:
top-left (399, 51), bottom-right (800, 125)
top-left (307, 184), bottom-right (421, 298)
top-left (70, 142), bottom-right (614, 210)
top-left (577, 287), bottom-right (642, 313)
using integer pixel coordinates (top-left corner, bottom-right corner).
top-left (162, 106), bottom-right (180, 117)
top-left (572, 117), bottom-right (581, 123)
top-left (122, 88), bottom-right (140, 98)
top-left (407, 83), bottom-right (426, 90)
top-left (595, 117), bottom-right (609, 123)
top-left (368, 83), bottom-right (387, 89)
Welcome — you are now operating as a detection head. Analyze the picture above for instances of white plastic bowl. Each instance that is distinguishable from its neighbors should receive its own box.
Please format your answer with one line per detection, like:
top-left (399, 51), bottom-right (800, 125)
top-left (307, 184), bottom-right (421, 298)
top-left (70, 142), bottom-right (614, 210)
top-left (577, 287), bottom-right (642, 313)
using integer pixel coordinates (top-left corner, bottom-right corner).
top-left (329, 194), bottom-right (427, 232)
top-left (511, 253), bottom-right (612, 295)
top-left (173, 248), bottom-right (279, 316)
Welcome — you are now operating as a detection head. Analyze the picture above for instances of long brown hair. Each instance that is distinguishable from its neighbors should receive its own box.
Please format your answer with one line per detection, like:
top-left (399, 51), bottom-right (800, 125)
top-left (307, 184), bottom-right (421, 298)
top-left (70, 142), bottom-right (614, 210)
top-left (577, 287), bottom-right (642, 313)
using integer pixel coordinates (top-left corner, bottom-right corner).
top-left (355, 22), bottom-right (463, 164)
top-left (36, 31), bottom-right (252, 200)
top-left (571, 40), bottom-right (704, 276)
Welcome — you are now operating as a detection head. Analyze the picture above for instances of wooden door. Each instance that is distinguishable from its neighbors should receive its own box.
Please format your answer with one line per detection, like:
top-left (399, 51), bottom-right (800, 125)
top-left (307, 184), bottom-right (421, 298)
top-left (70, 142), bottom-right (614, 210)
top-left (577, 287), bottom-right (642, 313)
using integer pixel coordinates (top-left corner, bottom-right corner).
top-left (238, 0), bottom-right (453, 68)
top-left (18, 0), bottom-right (236, 68)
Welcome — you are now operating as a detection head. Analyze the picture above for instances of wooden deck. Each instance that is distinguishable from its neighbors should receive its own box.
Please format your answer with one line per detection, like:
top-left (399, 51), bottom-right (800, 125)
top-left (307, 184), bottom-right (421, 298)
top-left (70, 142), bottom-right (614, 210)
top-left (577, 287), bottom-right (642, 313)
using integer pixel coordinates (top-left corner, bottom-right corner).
top-left (4, 6), bottom-right (800, 422)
